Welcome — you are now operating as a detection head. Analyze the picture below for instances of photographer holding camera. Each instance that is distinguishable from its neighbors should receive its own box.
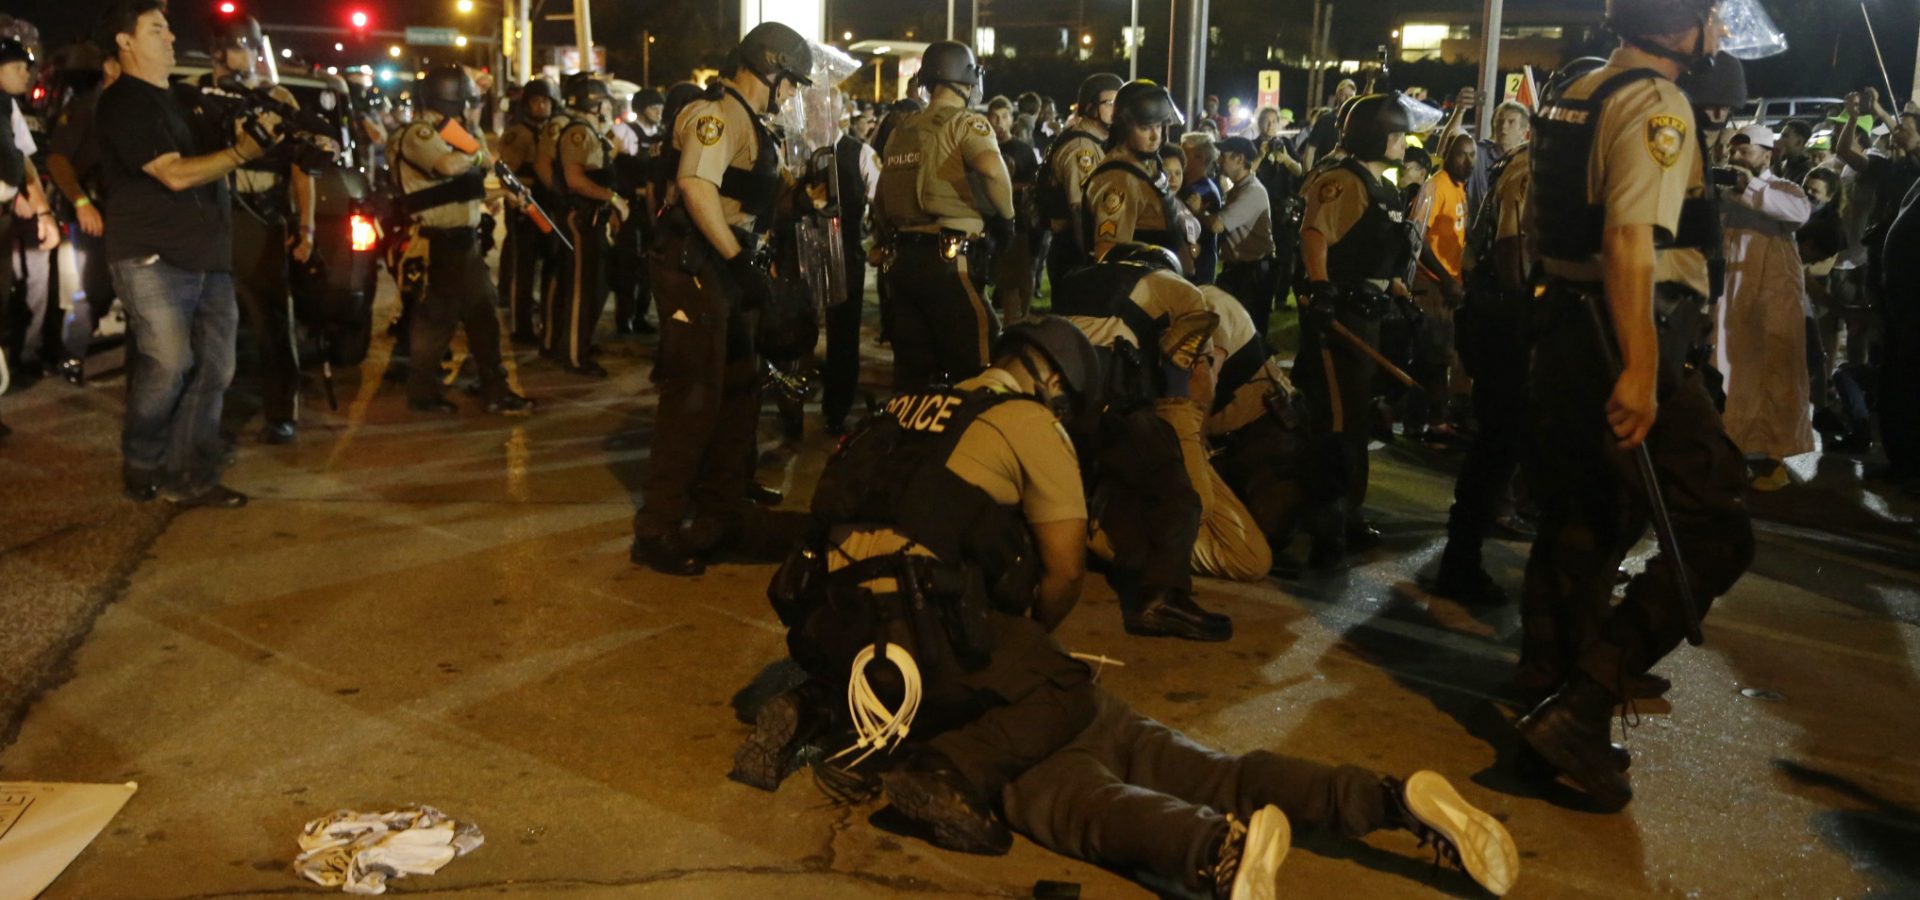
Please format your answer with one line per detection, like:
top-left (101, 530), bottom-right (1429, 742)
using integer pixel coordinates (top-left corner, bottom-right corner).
top-left (97, 0), bottom-right (270, 507)
top-left (188, 13), bottom-right (312, 444)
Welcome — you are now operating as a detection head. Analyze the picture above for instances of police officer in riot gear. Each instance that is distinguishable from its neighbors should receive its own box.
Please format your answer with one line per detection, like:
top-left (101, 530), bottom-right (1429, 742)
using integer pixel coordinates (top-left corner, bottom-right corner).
top-left (1038, 72), bottom-right (1122, 286)
top-left (1514, 0), bottom-right (1757, 811)
top-left (872, 40), bottom-right (1018, 391)
top-left (610, 86), bottom-right (666, 336)
top-left (1085, 80), bottom-right (1191, 274)
top-left (388, 64), bottom-right (533, 416)
top-left (545, 73), bottom-right (626, 376)
top-left (1294, 92), bottom-right (1414, 568)
top-left (532, 79), bottom-right (579, 351)
top-left (496, 77), bottom-right (555, 345)
top-left (630, 22), bottom-right (810, 576)
top-left (738, 315), bottom-right (1103, 853)
top-left (196, 15), bottom-right (311, 444)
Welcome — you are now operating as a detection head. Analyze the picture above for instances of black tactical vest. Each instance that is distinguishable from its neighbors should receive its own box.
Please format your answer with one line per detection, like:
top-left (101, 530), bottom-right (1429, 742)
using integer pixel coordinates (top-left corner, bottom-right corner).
top-left (506, 118), bottom-right (544, 178)
top-left (388, 119), bottom-right (488, 216)
top-left (1083, 157), bottom-right (1189, 265)
top-left (1214, 337), bottom-right (1267, 414)
top-left (1533, 68), bottom-right (1717, 264)
top-left (557, 119), bottom-right (615, 197)
top-left (0, 96), bottom-right (25, 192)
top-left (1036, 128), bottom-right (1101, 221)
top-left (1050, 262), bottom-right (1171, 411)
top-left (1324, 158), bottom-right (1409, 284)
top-left (810, 386), bottom-right (1037, 611)
top-left (716, 87), bottom-right (782, 227)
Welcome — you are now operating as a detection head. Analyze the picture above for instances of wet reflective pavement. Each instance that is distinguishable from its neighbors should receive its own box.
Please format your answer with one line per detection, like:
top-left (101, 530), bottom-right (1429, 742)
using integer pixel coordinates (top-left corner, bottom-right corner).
top-left (2, 287), bottom-right (1917, 899)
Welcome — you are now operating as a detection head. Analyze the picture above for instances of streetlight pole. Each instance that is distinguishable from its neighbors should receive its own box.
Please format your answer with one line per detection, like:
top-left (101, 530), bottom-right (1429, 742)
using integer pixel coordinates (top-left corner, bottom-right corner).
top-left (1477, 0), bottom-right (1504, 136)
top-left (575, 0), bottom-right (595, 72)
top-left (1128, 0), bottom-right (1138, 81)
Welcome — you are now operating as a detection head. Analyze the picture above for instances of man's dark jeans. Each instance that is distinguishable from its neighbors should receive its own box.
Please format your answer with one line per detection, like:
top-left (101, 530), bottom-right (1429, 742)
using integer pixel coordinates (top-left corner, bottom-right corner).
top-left (112, 256), bottom-right (237, 492)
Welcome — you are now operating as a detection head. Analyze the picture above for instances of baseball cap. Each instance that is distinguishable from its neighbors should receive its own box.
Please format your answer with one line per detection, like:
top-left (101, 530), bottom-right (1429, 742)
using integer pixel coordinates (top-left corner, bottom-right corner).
top-left (1217, 136), bottom-right (1258, 159)
top-left (1734, 123), bottom-right (1775, 148)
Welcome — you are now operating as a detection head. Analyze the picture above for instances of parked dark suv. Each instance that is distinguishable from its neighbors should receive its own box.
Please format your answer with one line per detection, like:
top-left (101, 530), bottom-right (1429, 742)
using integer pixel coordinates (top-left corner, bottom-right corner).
top-left (170, 57), bottom-right (381, 374)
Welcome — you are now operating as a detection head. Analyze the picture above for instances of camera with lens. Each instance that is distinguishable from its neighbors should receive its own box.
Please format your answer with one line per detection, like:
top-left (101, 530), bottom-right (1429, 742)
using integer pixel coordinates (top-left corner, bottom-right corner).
top-left (197, 76), bottom-right (342, 172)
top-left (1710, 166), bottom-right (1745, 188)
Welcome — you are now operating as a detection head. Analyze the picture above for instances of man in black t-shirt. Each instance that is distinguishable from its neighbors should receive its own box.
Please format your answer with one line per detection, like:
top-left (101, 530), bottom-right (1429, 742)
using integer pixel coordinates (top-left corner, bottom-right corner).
top-left (96, 0), bottom-right (273, 508)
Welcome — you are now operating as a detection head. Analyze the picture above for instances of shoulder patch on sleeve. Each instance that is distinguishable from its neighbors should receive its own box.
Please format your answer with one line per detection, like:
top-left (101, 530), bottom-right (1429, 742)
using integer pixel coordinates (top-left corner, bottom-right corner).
top-left (566, 129), bottom-right (588, 147)
top-left (694, 115), bottom-right (725, 147)
top-left (1074, 149), bottom-right (1096, 173)
top-left (1646, 115), bottom-right (1686, 168)
top-left (409, 123), bottom-right (437, 141)
top-left (969, 117), bottom-right (993, 137)
top-left (1102, 191), bottom-right (1124, 215)
top-left (1317, 180), bottom-right (1343, 203)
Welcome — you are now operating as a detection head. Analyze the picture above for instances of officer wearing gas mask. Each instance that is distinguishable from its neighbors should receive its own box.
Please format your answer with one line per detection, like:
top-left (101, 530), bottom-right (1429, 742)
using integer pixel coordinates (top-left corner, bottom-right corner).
top-left (1085, 80), bottom-right (1192, 275)
top-left (196, 15), bottom-right (312, 444)
top-left (1294, 92), bottom-right (1414, 569)
top-left (872, 40), bottom-right (1017, 391)
top-left (1037, 72), bottom-right (1122, 288)
top-left (388, 64), bottom-right (533, 416)
top-left (495, 77), bottom-right (556, 345)
top-left (1515, 0), bottom-right (1758, 812)
top-left (630, 22), bottom-right (809, 576)
top-left (737, 315), bottom-right (1103, 856)
top-left (546, 73), bottom-right (625, 377)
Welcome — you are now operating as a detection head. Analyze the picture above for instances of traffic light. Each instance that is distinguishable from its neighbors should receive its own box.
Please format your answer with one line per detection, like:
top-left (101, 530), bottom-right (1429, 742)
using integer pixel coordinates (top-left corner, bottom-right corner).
top-left (217, 1), bottom-right (238, 14)
top-left (348, 9), bottom-right (370, 31)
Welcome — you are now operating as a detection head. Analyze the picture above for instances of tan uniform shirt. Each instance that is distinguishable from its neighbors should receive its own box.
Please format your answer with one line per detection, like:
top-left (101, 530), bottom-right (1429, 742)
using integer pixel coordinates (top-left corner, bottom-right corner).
top-left (557, 118), bottom-right (609, 195)
top-left (827, 367), bottom-right (1086, 573)
top-left (497, 119), bottom-right (540, 174)
top-left (394, 118), bottom-right (486, 229)
top-left (1539, 60), bottom-right (1710, 296)
top-left (674, 90), bottom-right (764, 229)
top-left (533, 114), bottom-right (573, 191)
top-left (1198, 285), bottom-right (1291, 436)
top-left (1087, 149), bottom-right (1173, 254)
top-left (875, 103), bottom-right (1003, 233)
top-left (1047, 131), bottom-right (1104, 228)
top-left (1300, 165), bottom-right (1370, 244)
top-left (1062, 269), bottom-right (1218, 368)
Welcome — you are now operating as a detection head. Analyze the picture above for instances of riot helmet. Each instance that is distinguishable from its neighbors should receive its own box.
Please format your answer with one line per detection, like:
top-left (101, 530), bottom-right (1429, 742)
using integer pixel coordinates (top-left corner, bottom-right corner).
top-left (919, 40), bottom-right (983, 103)
top-left (563, 72), bottom-right (612, 122)
top-left (1546, 56), bottom-right (1609, 95)
top-left (418, 64), bottom-right (479, 122)
top-left (1112, 80), bottom-right (1183, 131)
top-left (993, 315), bottom-right (1103, 422)
top-left (0, 37), bottom-right (31, 69)
top-left (1098, 241), bottom-right (1182, 274)
top-left (736, 21), bottom-right (814, 90)
top-left (519, 77), bottom-right (556, 121)
top-left (1076, 72), bottom-right (1125, 120)
top-left (208, 13), bottom-right (263, 54)
top-left (1678, 50), bottom-right (1746, 124)
top-left (1339, 92), bottom-right (1412, 162)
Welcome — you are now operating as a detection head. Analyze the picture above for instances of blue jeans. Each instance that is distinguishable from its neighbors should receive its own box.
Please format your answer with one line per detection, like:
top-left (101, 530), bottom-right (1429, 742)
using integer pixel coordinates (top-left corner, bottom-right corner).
top-left (112, 256), bottom-right (237, 490)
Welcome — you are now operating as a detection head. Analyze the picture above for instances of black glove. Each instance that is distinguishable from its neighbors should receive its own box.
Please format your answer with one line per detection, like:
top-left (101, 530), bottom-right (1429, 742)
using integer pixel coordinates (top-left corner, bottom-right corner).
top-left (984, 215), bottom-right (1016, 260)
top-left (725, 251), bottom-right (775, 312)
top-left (1300, 281), bottom-right (1337, 335)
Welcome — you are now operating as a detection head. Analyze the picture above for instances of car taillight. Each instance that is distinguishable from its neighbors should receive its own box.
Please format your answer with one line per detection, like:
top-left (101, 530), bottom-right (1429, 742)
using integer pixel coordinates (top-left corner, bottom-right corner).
top-left (350, 214), bottom-right (376, 252)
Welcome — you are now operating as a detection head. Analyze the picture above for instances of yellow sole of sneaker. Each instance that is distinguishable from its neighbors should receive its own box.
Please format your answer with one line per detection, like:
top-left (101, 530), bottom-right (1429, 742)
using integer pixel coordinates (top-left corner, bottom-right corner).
top-left (1404, 770), bottom-right (1519, 896)
top-left (1231, 805), bottom-right (1292, 900)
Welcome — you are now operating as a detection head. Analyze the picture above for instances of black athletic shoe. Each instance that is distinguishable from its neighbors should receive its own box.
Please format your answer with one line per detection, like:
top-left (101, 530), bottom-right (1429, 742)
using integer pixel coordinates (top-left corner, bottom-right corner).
top-left (880, 752), bottom-right (1012, 856)
top-left (1125, 590), bottom-right (1233, 642)
top-left (1430, 564), bottom-right (1507, 607)
top-left (1517, 678), bottom-right (1633, 812)
top-left (165, 483), bottom-right (249, 509)
top-left (57, 358), bottom-right (85, 386)
top-left (1389, 771), bottom-right (1520, 896)
top-left (745, 482), bottom-right (783, 506)
top-left (259, 420), bottom-right (298, 445)
top-left (408, 397), bottom-right (460, 415)
top-left (565, 360), bottom-right (609, 379)
top-left (1207, 805), bottom-right (1290, 900)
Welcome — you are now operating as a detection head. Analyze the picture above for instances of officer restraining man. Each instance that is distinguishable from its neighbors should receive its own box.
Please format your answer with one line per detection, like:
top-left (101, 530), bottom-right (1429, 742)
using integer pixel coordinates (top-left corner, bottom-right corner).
top-left (1037, 72), bottom-right (1122, 287)
top-left (872, 40), bottom-right (1018, 391)
top-left (1085, 80), bottom-right (1193, 275)
top-left (388, 65), bottom-right (533, 416)
top-left (1294, 93), bottom-right (1413, 568)
top-left (546, 74), bottom-right (626, 377)
top-left (1514, 0), bottom-right (1759, 811)
top-left (630, 22), bottom-right (809, 576)
top-left (1050, 242), bottom-right (1239, 640)
top-left (495, 77), bottom-right (555, 345)
top-left (734, 321), bottom-right (1521, 897)
top-left (195, 15), bottom-right (311, 444)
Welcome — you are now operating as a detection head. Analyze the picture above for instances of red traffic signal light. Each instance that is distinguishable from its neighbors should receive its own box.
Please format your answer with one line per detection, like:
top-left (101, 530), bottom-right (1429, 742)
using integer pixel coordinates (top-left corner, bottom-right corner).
top-left (349, 10), bottom-right (370, 29)
top-left (217, 1), bottom-right (238, 14)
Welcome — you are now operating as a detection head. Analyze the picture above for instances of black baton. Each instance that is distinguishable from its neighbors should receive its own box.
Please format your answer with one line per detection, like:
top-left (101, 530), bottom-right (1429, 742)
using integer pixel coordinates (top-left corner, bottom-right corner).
top-left (1581, 293), bottom-right (1705, 646)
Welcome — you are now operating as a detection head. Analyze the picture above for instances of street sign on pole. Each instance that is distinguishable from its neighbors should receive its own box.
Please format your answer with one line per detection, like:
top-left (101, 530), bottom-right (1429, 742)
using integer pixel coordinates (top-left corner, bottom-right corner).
top-left (405, 26), bottom-right (460, 46)
top-left (1257, 69), bottom-right (1280, 110)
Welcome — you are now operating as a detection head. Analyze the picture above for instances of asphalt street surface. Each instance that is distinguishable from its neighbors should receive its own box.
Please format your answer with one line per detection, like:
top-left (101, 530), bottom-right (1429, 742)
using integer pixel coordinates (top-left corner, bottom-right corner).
top-left (1, 277), bottom-right (1917, 899)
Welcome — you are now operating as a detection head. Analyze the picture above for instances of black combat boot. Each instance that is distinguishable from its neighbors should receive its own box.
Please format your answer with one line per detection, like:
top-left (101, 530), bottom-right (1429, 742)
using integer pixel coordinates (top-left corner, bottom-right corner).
top-left (1384, 771), bottom-right (1520, 895)
top-left (879, 749), bottom-right (1012, 855)
top-left (729, 681), bottom-right (833, 791)
top-left (1516, 673), bottom-right (1633, 811)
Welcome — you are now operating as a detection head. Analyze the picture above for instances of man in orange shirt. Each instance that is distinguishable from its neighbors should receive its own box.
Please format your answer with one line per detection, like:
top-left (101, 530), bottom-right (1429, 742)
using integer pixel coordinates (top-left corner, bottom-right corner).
top-left (1408, 132), bottom-right (1475, 442)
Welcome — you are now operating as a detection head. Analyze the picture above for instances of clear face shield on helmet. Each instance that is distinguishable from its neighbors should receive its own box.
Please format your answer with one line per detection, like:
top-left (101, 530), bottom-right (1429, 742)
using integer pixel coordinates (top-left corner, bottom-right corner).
top-left (1397, 94), bottom-right (1444, 137)
top-left (772, 39), bottom-right (862, 158)
top-left (1715, 0), bottom-right (1788, 60)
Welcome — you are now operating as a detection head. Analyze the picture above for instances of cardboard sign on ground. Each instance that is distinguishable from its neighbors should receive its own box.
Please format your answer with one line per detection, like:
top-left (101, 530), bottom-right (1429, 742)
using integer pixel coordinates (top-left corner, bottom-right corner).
top-left (0, 782), bottom-right (138, 900)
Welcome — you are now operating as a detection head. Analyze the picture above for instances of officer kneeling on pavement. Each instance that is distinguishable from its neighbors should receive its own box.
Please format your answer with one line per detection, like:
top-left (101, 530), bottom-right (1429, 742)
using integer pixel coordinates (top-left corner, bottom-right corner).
top-left (872, 40), bottom-right (1018, 391)
top-left (388, 65), bottom-right (533, 416)
top-left (1514, 0), bottom-right (1758, 812)
top-left (1294, 92), bottom-right (1415, 568)
top-left (732, 322), bottom-right (1521, 898)
top-left (735, 316), bottom-right (1104, 855)
top-left (630, 22), bottom-right (808, 576)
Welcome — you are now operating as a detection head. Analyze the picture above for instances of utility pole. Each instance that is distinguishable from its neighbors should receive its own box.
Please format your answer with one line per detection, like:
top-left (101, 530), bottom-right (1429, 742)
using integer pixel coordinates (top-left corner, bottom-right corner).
top-left (947, 0), bottom-right (954, 40)
top-left (573, 0), bottom-right (594, 72)
top-left (1129, 0), bottom-right (1138, 80)
top-left (516, 0), bottom-right (532, 84)
top-left (1307, 0), bottom-right (1323, 115)
top-left (1477, 0), bottom-right (1504, 135)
